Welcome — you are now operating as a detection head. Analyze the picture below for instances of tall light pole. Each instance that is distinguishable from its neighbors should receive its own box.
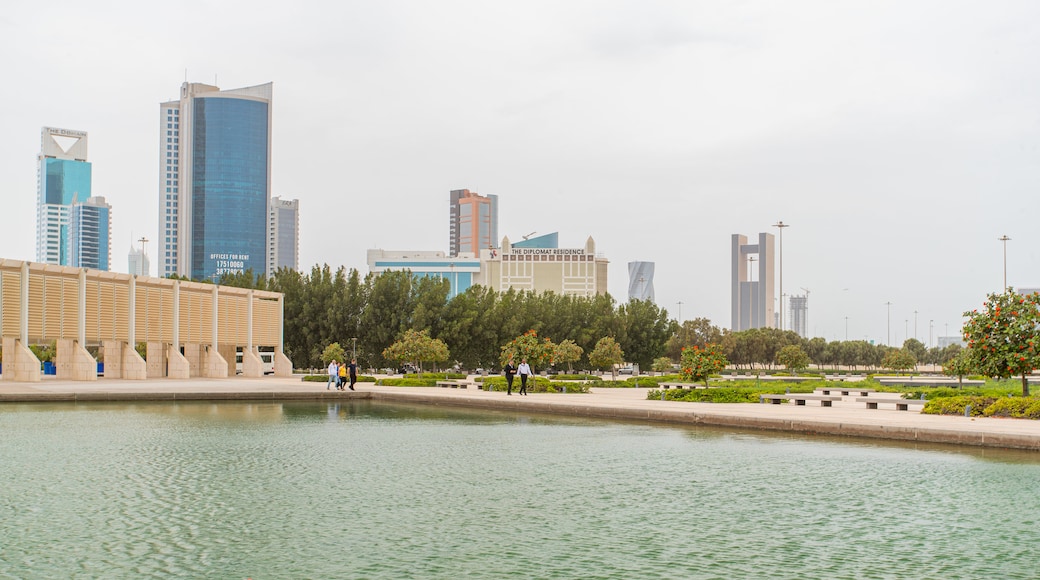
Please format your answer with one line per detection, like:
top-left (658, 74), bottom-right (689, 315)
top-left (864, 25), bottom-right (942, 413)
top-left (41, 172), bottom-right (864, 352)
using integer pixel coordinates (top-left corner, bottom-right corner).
top-left (929, 320), bottom-right (934, 348)
top-left (844, 316), bottom-right (849, 341)
top-left (914, 310), bottom-right (918, 342)
top-left (999, 235), bottom-right (1011, 292)
top-left (773, 221), bottom-right (789, 330)
top-left (351, 337), bottom-right (357, 359)
top-left (676, 300), bottom-right (683, 323)
top-left (885, 301), bottom-right (893, 345)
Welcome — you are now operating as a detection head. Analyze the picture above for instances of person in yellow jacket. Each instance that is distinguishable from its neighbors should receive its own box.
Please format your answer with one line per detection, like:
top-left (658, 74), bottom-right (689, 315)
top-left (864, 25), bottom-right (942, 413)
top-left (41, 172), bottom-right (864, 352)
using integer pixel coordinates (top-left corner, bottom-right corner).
top-left (338, 361), bottom-right (348, 390)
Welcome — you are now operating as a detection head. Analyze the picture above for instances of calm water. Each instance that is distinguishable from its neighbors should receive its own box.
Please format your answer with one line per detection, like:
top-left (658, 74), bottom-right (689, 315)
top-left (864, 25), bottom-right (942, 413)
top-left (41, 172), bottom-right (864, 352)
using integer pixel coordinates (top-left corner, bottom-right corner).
top-left (1, 401), bottom-right (1038, 579)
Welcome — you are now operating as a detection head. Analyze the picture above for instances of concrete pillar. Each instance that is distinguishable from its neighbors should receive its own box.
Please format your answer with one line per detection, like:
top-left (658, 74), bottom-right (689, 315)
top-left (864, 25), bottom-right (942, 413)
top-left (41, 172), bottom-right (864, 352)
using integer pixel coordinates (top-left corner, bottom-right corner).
top-left (241, 347), bottom-right (263, 378)
top-left (274, 349), bottom-right (293, 377)
top-left (218, 344), bottom-right (238, 376)
top-left (103, 340), bottom-right (123, 379)
top-left (2, 337), bottom-right (41, 382)
top-left (274, 294), bottom-right (292, 376)
top-left (121, 342), bottom-right (147, 380)
top-left (146, 341), bottom-right (166, 378)
top-left (56, 338), bottom-right (97, 381)
top-left (78, 269), bottom-right (87, 345)
top-left (200, 344), bottom-right (229, 378)
top-left (20, 262), bottom-right (29, 344)
top-left (183, 343), bottom-right (201, 377)
top-left (167, 347), bottom-right (190, 379)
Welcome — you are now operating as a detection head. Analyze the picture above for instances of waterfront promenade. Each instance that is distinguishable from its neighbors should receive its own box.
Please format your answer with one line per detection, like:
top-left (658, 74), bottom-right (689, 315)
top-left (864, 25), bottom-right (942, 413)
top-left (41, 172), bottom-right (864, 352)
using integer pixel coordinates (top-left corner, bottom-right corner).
top-left (2, 376), bottom-right (1039, 451)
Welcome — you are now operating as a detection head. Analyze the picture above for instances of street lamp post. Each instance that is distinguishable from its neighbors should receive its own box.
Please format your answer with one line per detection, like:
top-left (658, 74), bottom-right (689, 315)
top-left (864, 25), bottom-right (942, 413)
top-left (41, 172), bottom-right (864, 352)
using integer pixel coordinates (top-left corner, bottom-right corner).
top-left (351, 337), bottom-right (357, 359)
top-left (676, 300), bottom-right (683, 323)
top-left (914, 310), bottom-right (918, 342)
top-left (773, 221), bottom-right (789, 331)
top-left (999, 235), bottom-right (1011, 292)
top-left (885, 301), bottom-right (893, 346)
top-left (929, 320), bottom-right (934, 348)
top-left (844, 316), bottom-right (849, 341)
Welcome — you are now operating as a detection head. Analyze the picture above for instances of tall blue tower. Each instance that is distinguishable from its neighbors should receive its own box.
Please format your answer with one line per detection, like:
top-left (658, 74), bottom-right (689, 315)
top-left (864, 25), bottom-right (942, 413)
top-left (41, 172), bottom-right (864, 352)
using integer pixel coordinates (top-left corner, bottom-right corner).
top-left (159, 82), bottom-right (272, 281)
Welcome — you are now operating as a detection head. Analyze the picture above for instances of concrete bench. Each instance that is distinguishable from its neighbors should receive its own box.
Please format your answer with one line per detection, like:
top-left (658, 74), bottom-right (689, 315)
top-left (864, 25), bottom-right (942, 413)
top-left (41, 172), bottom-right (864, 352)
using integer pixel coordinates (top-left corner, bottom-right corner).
top-left (856, 397), bottom-right (927, 411)
top-left (659, 382), bottom-right (705, 390)
top-left (760, 394), bottom-right (843, 407)
top-left (436, 380), bottom-right (472, 389)
top-left (817, 388), bottom-right (875, 397)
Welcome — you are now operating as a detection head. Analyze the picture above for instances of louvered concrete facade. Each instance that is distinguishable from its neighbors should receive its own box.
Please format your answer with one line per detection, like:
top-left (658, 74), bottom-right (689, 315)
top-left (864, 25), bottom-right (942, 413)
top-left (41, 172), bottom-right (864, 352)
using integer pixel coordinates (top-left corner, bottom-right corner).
top-left (0, 259), bottom-right (291, 382)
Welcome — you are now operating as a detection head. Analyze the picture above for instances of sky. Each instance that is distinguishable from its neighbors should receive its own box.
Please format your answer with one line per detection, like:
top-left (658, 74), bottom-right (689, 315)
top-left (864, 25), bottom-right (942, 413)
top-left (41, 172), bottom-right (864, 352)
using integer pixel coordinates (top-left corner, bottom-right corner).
top-left (2, 0), bottom-right (1039, 346)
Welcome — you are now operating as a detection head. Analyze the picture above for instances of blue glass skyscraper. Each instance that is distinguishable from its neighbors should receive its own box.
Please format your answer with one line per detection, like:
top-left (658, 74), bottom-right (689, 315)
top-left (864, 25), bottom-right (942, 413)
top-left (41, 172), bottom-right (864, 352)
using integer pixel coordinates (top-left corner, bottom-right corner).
top-left (37, 127), bottom-right (92, 265)
top-left (159, 82), bottom-right (272, 281)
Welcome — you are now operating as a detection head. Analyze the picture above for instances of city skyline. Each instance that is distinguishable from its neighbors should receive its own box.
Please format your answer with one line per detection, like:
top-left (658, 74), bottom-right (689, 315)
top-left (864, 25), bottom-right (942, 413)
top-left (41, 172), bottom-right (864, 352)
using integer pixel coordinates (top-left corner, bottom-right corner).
top-left (3, 1), bottom-right (1040, 344)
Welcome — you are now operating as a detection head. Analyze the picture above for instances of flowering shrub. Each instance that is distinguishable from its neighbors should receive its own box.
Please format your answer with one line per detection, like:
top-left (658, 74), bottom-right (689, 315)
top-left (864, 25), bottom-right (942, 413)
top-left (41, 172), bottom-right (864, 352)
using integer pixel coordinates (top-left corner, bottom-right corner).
top-left (679, 344), bottom-right (728, 386)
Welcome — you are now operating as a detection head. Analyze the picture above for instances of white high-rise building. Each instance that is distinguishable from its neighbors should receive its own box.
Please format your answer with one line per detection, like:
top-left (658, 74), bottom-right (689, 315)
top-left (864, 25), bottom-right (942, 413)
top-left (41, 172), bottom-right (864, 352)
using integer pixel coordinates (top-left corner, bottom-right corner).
top-left (128, 241), bottom-right (150, 276)
top-left (37, 127), bottom-right (91, 265)
top-left (268, 196), bottom-right (299, 273)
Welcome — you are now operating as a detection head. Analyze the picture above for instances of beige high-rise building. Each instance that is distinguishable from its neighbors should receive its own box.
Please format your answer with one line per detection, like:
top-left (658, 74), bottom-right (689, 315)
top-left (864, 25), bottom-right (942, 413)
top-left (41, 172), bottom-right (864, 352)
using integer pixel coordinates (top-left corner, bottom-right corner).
top-left (482, 236), bottom-right (608, 297)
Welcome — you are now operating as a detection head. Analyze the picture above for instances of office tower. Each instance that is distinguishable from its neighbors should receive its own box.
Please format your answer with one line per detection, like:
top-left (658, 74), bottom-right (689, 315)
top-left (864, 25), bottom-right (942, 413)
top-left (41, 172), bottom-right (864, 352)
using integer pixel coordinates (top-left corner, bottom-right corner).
top-left (731, 232), bottom-right (775, 331)
top-left (449, 189), bottom-right (498, 257)
top-left (627, 261), bottom-right (655, 302)
top-left (67, 196), bottom-right (111, 271)
top-left (268, 196), bottom-right (299, 273)
top-left (37, 127), bottom-right (91, 265)
top-left (788, 294), bottom-right (808, 337)
top-left (128, 238), bottom-right (150, 276)
top-left (159, 81), bottom-right (272, 280)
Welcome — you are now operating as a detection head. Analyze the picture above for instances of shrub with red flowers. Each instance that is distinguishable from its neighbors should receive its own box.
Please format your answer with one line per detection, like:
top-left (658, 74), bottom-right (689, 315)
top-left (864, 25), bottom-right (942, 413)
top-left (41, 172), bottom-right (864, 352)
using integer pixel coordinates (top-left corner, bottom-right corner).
top-left (962, 289), bottom-right (1040, 396)
top-left (680, 343), bottom-right (729, 386)
top-left (500, 329), bottom-right (555, 370)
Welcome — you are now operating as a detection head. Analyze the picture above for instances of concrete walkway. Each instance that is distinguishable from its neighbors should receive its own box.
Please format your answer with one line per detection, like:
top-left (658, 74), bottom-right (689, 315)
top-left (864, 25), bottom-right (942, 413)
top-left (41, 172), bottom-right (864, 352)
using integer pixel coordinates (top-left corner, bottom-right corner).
top-left (2, 376), bottom-right (1039, 451)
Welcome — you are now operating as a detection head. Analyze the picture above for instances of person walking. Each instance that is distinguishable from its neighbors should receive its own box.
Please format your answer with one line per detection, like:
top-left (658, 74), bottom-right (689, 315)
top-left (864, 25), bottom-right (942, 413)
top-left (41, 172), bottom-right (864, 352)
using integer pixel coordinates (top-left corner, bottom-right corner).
top-left (503, 358), bottom-right (517, 395)
top-left (338, 360), bottom-right (348, 390)
top-left (327, 360), bottom-right (338, 390)
top-left (348, 358), bottom-right (358, 391)
top-left (517, 359), bottom-right (532, 396)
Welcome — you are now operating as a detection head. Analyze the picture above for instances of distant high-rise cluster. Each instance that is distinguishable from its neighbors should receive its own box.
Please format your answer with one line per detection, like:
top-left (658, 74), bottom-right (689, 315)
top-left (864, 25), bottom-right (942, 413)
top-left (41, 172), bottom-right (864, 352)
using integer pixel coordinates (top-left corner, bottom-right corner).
top-left (37, 127), bottom-right (109, 269)
top-left (731, 232), bottom-right (775, 331)
top-left (449, 189), bottom-right (498, 257)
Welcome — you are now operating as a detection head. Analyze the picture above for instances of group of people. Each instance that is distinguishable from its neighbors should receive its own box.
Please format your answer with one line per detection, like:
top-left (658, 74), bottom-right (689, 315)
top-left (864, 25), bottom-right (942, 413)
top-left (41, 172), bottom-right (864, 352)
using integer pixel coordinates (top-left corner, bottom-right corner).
top-left (327, 359), bottom-right (358, 391)
top-left (502, 358), bottom-right (532, 395)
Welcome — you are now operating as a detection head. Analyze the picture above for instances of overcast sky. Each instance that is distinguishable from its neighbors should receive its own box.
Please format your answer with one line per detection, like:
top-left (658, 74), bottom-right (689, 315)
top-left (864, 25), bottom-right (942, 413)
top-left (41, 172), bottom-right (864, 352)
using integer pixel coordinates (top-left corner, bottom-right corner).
top-left (2, 0), bottom-right (1038, 345)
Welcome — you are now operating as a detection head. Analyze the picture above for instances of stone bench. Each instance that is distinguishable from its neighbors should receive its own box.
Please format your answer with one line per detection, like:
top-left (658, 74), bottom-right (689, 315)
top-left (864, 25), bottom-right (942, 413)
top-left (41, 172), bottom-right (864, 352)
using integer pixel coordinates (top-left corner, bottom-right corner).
top-left (817, 387), bottom-right (875, 397)
top-left (659, 382), bottom-right (706, 390)
top-left (856, 397), bottom-right (927, 411)
top-left (760, 394), bottom-right (844, 407)
top-left (436, 380), bottom-right (472, 389)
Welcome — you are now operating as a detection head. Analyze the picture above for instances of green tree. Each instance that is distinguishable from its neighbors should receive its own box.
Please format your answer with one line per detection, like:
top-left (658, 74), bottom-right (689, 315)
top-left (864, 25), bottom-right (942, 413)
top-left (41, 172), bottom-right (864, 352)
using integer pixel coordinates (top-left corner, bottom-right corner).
top-left (617, 299), bottom-right (677, 369)
top-left (942, 349), bottom-right (974, 386)
top-left (902, 338), bottom-right (927, 365)
top-left (382, 329), bottom-right (450, 376)
top-left (881, 348), bottom-right (917, 374)
top-left (589, 336), bottom-right (624, 379)
top-left (320, 342), bottom-right (346, 366)
top-left (500, 330), bottom-right (555, 371)
top-left (665, 317), bottom-right (723, 360)
top-left (680, 344), bottom-right (728, 386)
top-left (553, 339), bottom-right (584, 373)
top-left (963, 289), bottom-right (1040, 396)
top-left (776, 344), bottom-right (810, 374)
top-left (651, 356), bottom-right (674, 374)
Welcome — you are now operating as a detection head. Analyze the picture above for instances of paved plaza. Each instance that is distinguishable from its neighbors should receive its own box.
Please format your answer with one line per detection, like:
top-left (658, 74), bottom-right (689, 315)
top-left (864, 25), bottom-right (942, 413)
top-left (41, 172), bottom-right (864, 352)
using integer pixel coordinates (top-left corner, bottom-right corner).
top-left (2, 375), bottom-right (1039, 451)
